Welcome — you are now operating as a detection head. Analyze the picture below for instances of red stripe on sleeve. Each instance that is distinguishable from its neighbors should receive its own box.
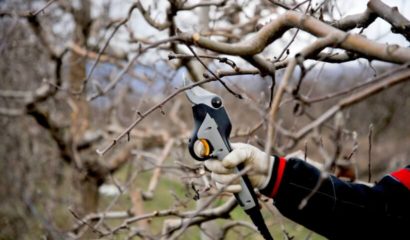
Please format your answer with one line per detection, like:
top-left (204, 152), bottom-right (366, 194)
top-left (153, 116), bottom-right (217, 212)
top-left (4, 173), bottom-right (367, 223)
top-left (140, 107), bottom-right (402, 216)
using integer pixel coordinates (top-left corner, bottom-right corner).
top-left (391, 168), bottom-right (410, 191)
top-left (270, 157), bottom-right (286, 198)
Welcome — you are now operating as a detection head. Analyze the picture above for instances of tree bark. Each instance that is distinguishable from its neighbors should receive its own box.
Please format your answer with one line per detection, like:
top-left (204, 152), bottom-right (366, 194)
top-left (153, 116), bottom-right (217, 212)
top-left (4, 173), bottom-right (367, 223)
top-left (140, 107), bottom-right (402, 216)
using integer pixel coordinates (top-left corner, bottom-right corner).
top-left (76, 172), bottom-right (100, 215)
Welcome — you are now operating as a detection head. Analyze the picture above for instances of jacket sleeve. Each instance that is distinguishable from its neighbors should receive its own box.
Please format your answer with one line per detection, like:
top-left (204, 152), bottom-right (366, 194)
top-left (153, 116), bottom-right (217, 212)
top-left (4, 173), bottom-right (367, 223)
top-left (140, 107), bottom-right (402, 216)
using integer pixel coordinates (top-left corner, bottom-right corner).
top-left (260, 157), bottom-right (410, 239)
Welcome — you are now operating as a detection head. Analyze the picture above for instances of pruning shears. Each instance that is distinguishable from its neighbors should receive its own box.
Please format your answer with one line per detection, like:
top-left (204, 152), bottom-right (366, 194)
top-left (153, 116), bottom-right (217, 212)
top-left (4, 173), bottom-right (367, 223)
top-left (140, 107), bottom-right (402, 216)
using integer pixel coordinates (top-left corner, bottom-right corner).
top-left (185, 81), bottom-right (273, 240)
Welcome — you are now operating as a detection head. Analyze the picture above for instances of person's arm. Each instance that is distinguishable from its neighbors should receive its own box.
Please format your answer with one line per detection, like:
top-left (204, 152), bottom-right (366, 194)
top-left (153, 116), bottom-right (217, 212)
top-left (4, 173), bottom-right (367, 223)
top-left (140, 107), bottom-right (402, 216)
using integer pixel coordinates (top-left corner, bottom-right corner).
top-left (260, 157), bottom-right (410, 239)
top-left (204, 143), bottom-right (410, 239)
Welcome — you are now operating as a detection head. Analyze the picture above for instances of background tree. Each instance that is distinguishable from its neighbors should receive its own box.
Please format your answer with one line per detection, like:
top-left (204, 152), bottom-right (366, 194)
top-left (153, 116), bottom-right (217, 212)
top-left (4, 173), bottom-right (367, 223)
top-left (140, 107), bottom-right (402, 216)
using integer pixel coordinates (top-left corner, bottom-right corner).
top-left (1, 0), bottom-right (410, 239)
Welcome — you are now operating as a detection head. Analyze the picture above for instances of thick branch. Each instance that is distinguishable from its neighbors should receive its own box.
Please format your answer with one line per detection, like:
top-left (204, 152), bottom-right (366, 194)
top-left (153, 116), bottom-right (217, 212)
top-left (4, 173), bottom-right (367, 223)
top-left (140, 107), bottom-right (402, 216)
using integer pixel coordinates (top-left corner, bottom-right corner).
top-left (242, 55), bottom-right (276, 77)
top-left (26, 104), bottom-right (72, 163)
top-left (184, 10), bottom-right (410, 63)
top-left (368, 0), bottom-right (410, 41)
top-left (330, 8), bottom-right (377, 31)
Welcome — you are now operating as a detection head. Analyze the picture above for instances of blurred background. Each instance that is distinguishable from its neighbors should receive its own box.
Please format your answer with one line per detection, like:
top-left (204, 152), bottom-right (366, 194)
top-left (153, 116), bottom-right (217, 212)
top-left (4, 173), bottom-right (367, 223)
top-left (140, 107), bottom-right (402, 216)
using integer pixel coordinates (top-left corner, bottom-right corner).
top-left (1, 0), bottom-right (410, 239)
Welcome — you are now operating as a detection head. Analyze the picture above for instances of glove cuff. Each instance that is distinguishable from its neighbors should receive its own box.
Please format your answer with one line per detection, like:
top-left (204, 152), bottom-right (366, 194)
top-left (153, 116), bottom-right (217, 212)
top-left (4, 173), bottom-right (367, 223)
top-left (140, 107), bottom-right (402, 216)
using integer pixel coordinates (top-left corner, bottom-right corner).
top-left (259, 155), bottom-right (275, 190)
top-left (260, 156), bottom-right (287, 198)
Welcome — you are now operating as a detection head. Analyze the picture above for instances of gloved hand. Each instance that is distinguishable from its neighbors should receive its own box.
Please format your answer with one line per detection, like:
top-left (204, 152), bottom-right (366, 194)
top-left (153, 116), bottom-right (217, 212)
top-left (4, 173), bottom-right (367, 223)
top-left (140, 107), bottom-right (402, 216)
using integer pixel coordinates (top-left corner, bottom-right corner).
top-left (204, 143), bottom-right (275, 193)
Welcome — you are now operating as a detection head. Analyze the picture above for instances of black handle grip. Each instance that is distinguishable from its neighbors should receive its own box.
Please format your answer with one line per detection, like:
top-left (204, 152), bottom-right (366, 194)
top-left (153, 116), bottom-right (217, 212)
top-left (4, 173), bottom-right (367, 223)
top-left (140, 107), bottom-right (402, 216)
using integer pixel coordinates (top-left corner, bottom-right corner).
top-left (234, 162), bottom-right (258, 207)
top-left (235, 162), bottom-right (274, 240)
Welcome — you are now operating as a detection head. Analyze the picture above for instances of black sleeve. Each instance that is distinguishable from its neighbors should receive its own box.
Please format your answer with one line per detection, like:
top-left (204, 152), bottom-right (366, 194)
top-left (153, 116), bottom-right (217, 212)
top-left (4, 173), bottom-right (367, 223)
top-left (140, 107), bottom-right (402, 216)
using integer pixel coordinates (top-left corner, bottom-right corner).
top-left (260, 158), bottom-right (410, 240)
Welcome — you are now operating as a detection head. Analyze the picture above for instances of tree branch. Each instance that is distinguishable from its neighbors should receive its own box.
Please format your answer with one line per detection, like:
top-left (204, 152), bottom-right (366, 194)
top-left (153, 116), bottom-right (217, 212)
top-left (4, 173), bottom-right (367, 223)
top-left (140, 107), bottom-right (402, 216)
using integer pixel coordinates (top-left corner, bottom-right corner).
top-left (180, 0), bottom-right (227, 11)
top-left (368, 0), bottom-right (410, 41)
top-left (330, 8), bottom-right (377, 31)
top-left (183, 10), bottom-right (410, 63)
top-left (96, 67), bottom-right (260, 155)
top-left (88, 36), bottom-right (181, 101)
top-left (286, 67), bottom-right (410, 140)
top-left (136, 1), bottom-right (171, 30)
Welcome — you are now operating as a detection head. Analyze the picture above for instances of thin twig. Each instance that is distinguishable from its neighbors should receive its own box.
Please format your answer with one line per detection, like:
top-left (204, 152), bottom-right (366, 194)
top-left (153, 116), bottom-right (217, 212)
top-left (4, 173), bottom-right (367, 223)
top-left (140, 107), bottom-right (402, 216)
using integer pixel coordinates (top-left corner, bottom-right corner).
top-left (96, 67), bottom-right (259, 155)
top-left (32, 0), bottom-right (57, 16)
top-left (281, 67), bottom-right (410, 141)
top-left (168, 53), bottom-right (238, 70)
top-left (274, 29), bottom-right (300, 63)
top-left (268, 0), bottom-right (291, 10)
top-left (95, 79), bottom-right (209, 155)
top-left (88, 36), bottom-right (181, 101)
top-left (168, 167), bottom-right (251, 239)
top-left (81, 4), bottom-right (138, 93)
top-left (69, 208), bottom-right (106, 237)
top-left (185, 44), bottom-right (242, 99)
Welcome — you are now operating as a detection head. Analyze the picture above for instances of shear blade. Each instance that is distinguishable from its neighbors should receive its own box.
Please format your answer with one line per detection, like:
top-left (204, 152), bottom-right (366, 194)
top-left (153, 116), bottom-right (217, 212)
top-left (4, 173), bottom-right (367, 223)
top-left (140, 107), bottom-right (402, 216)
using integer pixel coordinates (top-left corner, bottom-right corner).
top-left (184, 76), bottom-right (218, 106)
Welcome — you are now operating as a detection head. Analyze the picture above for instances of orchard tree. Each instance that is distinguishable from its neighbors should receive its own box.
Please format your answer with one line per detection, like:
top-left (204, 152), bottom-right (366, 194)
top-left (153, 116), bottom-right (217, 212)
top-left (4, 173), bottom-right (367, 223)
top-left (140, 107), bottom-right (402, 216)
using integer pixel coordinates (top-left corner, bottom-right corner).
top-left (1, 0), bottom-right (410, 239)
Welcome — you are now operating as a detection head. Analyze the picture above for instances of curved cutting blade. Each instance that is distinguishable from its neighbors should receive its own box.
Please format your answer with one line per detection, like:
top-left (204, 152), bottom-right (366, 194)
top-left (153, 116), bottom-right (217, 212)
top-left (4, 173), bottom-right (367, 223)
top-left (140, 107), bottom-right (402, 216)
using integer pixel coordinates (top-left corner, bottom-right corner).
top-left (184, 76), bottom-right (220, 107)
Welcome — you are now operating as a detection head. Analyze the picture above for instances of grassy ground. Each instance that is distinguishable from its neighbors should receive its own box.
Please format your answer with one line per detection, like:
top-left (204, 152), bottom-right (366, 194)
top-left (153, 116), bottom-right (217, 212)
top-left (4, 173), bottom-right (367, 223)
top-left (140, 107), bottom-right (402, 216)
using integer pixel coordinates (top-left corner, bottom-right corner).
top-left (98, 162), bottom-right (326, 240)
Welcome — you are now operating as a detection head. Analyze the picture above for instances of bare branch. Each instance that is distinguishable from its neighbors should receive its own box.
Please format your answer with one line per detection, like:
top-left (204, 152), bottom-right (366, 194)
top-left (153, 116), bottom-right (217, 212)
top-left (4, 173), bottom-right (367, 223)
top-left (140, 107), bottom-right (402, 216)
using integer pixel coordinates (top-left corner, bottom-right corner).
top-left (330, 8), bottom-right (377, 31)
top-left (95, 79), bottom-right (214, 155)
top-left (168, 167), bottom-right (251, 239)
top-left (136, 1), bottom-right (171, 30)
top-left (0, 0), bottom-right (57, 17)
top-left (96, 197), bottom-right (237, 237)
top-left (180, 0), bottom-right (227, 11)
top-left (242, 55), bottom-right (276, 77)
top-left (268, 0), bottom-right (291, 10)
top-left (185, 10), bottom-right (410, 63)
top-left (88, 36), bottom-right (181, 101)
top-left (144, 139), bottom-right (175, 199)
top-left (287, 67), bottom-right (410, 140)
top-left (168, 53), bottom-right (238, 70)
top-left (67, 42), bottom-right (125, 64)
top-left (185, 44), bottom-right (242, 99)
top-left (301, 63), bottom-right (409, 103)
top-left (32, 0), bottom-right (57, 16)
top-left (220, 220), bottom-right (258, 239)
top-left (82, 4), bottom-right (138, 92)
top-left (96, 67), bottom-right (260, 155)
top-left (368, 0), bottom-right (410, 41)
top-left (265, 33), bottom-right (345, 157)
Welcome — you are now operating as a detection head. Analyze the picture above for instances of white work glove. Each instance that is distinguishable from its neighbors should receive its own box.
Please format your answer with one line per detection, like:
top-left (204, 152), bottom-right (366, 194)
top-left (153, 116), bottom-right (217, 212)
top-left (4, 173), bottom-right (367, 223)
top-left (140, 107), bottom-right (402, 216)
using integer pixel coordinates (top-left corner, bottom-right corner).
top-left (204, 143), bottom-right (275, 193)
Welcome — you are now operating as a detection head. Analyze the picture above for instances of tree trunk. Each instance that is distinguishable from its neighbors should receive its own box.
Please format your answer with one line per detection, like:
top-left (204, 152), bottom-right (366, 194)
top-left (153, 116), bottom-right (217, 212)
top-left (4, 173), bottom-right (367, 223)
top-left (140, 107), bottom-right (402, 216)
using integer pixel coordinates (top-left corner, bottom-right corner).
top-left (67, 3), bottom-right (101, 238)
top-left (76, 172), bottom-right (100, 215)
top-left (74, 171), bottom-right (101, 239)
